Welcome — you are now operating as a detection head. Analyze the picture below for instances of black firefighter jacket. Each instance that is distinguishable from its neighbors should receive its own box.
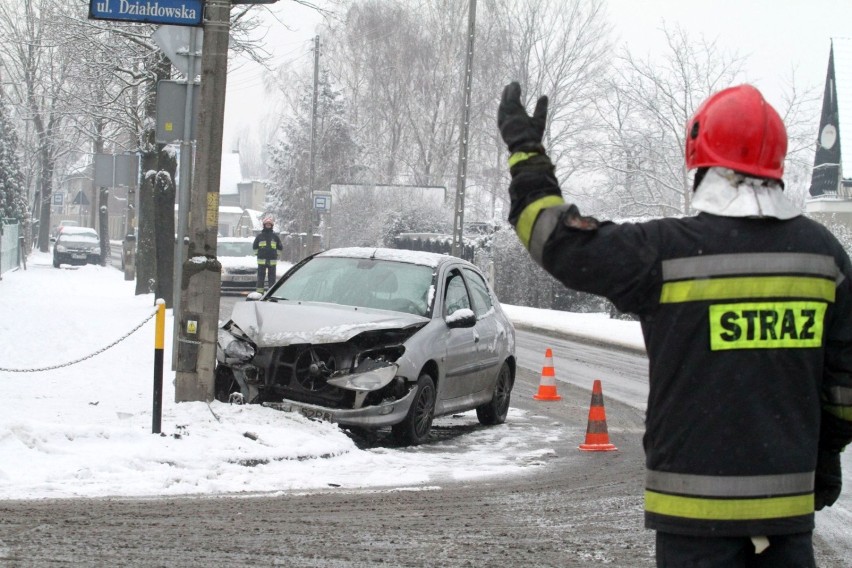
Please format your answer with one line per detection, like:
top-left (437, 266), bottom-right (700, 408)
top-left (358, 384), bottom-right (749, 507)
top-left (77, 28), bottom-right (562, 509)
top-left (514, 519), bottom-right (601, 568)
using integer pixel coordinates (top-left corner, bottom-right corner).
top-left (508, 154), bottom-right (852, 537)
top-left (253, 228), bottom-right (283, 266)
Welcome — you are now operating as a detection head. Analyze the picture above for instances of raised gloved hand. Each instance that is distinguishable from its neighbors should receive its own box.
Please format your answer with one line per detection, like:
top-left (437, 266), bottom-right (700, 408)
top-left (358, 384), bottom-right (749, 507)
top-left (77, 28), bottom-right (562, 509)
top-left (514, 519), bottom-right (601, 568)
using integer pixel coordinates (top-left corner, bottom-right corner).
top-left (814, 450), bottom-right (842, 510)
top-left (498, 82), bottom-right (548, 155)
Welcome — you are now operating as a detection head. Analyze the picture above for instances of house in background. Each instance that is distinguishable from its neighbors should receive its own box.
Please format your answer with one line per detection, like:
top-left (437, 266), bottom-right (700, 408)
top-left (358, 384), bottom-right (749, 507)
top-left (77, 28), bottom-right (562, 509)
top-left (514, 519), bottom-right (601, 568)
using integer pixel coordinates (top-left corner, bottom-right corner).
top-left (807, 38), bottom-right (852, 226)
top-left (218, 151), bottom-right (268, 211)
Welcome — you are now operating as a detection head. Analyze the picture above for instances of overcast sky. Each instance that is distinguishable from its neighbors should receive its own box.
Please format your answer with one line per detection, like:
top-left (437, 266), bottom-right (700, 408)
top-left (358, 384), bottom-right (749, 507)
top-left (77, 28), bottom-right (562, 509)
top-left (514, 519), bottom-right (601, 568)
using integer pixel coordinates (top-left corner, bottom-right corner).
top-left (223, 0), bottom-right (852, 149)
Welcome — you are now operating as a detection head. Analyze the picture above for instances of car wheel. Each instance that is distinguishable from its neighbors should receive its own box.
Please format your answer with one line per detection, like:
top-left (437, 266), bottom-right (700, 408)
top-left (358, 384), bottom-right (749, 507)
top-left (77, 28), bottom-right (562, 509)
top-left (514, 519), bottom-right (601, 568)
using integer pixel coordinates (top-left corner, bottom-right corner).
top-left (392, 373), bottom-right (436, 445)
top-left (476, 362), bottom-right (512, 426)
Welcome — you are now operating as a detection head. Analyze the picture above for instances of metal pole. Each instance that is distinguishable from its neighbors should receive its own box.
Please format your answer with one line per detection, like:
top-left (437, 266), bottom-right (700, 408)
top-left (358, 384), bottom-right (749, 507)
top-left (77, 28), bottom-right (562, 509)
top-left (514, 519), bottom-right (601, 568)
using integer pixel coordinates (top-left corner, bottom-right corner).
top-left (172, 27), bottom-right (198, 370)
top-left (152, 299), bottom-right (165, 434)
top-left (451, 0), bottom-right (477, 258)
top-left (306, 35), bottom-right (319, 258)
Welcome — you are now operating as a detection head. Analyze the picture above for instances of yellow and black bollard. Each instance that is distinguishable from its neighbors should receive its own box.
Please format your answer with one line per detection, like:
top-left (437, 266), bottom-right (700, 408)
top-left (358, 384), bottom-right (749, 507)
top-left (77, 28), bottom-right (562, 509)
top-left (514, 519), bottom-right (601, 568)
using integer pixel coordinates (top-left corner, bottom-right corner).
top-left (153, 299), bottom-right (165, 434)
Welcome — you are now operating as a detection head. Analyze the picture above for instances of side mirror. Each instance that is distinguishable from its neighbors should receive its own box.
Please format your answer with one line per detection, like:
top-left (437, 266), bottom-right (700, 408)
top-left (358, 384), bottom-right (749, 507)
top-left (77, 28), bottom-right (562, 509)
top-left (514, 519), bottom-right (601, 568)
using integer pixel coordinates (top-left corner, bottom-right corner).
top-left (246, 292), bottom-right (263, 302)
top-left (446, 308), bottom-right (476, 329)
top-left (49, 237), bottom-right (56, 243)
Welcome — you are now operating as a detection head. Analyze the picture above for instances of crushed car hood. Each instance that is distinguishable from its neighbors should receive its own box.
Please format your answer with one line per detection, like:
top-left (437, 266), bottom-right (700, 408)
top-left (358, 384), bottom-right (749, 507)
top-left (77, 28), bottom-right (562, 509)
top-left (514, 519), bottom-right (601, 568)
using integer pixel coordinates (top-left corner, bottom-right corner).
top-left (228, 300), bottom-right (428, 347)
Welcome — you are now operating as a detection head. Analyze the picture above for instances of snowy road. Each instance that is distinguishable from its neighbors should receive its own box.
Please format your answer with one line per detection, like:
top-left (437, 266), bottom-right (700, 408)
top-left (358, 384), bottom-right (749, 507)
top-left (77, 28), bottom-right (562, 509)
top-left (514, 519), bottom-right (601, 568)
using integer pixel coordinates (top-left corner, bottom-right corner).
top-left (514, 324), bottom-right (852, 564)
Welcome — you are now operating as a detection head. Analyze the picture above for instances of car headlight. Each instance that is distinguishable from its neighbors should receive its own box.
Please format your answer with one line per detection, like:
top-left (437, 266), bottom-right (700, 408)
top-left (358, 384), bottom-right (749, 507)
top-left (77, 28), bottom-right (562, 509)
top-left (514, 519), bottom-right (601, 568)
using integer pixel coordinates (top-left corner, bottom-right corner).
top-left (327, 364), bottom-right (398, 392)
top-left (217, 329), bottom-right (256, 362)
top-left (56, 245), bottom-right (67, 252)
top-left (93, 247), bottom-right (101, 254)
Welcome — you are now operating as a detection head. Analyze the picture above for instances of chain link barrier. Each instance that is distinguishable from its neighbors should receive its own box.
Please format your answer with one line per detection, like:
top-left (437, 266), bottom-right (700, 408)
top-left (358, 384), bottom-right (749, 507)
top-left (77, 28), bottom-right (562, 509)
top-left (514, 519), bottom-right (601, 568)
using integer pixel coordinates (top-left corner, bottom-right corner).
top-left (0, 307), bottom-right (160, 373)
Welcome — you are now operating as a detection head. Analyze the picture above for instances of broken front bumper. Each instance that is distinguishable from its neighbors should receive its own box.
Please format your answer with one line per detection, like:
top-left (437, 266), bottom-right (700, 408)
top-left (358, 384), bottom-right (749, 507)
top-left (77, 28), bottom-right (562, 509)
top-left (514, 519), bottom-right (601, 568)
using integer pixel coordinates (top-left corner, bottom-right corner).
top-left (262, 386), bottom-right (418, 428)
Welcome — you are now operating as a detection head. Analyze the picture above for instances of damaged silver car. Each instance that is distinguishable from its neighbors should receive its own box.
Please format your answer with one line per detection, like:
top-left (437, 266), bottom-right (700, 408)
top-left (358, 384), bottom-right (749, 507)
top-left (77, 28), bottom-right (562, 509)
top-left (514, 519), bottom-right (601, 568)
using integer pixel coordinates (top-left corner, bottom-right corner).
top-left (215, 247), bottom-right (516, 445)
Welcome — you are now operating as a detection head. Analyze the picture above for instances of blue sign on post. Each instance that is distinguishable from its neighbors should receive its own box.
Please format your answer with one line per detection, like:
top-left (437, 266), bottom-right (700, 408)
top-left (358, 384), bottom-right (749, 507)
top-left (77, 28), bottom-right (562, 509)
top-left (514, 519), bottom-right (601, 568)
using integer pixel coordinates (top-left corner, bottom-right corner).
top-left (89, 0), bottom-right (203, 27)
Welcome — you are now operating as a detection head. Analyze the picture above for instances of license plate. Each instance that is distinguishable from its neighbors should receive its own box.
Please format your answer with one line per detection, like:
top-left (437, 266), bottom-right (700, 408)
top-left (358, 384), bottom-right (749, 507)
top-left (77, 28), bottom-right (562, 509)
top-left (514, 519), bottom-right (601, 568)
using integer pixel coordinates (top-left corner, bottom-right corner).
top-left (264, 401), bottom-right (335, 422)
top-left (71, 253), bottom-right (86, 259)
top-left (234, 275), bottom-right (254, 282)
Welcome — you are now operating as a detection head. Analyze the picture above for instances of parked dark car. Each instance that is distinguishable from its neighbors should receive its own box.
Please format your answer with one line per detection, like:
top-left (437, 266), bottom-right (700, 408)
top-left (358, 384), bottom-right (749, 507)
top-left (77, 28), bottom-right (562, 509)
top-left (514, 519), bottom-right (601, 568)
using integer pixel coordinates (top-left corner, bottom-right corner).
top-left (215, 247), bottom-right (516, 445)
top-left (52, 228), bottom-right (101, 267)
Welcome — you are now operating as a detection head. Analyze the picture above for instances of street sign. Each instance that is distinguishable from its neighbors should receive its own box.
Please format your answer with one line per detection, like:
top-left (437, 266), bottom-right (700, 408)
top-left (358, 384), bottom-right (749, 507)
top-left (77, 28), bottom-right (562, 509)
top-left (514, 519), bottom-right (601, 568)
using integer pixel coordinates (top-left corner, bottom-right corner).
top-left (52, 193), bottom-right (64, 206)
top-left (94, 154), bottom-right (140, 187)
top-left (155, 80), bottom-right (200, 143)
top-left (89, 0), bottom-right (203, 27)
top-left (151, 25), bottom-right (203, 78)
top-left (313, 192), bottom-right (332, 212)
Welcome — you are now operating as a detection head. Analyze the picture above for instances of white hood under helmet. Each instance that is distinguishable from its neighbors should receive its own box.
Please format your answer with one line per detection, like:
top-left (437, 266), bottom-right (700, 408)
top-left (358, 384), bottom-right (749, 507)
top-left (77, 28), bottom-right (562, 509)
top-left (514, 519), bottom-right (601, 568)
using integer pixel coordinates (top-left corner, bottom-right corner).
top-left (691, 167), bottom-right (801, 220)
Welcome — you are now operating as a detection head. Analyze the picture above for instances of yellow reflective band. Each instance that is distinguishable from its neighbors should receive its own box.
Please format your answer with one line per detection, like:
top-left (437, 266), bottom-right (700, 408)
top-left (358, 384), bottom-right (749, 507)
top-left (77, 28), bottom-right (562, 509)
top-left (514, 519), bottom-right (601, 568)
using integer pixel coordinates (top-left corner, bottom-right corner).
top-left (515, 195), bottom-right (565, 249)
top-left (709, 301), bottom-right (826, 350)
top-left (661, 276), bottom-right (836, 304)
top-left (645, 490), bottom-right (813, 521)
top-left (508, 151), bottom-right (539, 167)
top-left (825, 405), bottom-right (852, 421)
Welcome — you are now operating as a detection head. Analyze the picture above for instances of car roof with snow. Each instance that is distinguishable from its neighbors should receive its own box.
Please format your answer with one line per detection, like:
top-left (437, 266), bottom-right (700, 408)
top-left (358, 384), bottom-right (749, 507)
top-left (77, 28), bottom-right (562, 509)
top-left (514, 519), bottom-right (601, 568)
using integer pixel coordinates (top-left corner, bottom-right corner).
top-left (317, 247), bottom-right (456, 268)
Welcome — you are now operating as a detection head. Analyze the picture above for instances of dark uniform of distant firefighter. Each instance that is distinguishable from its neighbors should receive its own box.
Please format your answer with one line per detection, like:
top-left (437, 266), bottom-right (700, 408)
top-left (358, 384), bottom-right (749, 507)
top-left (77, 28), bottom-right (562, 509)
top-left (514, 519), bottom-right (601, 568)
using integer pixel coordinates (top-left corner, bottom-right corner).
top-left (253, 216), bottom-right (283, 293)
top-left (498, 81), bottom-right (852, 566)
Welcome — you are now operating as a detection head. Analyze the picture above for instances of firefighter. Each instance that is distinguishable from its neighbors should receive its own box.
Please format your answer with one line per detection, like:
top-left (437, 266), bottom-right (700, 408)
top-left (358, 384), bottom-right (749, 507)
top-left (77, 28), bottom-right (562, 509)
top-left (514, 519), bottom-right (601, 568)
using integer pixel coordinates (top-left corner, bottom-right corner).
top-left (498, 82), bottom-right (852, 566)
top-left (253, 216), bottom-right (283, 293)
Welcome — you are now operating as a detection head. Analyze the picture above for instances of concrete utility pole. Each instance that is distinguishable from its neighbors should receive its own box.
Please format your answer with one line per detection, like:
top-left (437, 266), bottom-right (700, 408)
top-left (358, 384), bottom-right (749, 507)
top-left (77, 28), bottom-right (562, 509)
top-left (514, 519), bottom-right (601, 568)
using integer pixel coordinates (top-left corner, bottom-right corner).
top-left (174, 0), bottom-right (229, 402)
top-left (451, 0), bottom-right (476, 258)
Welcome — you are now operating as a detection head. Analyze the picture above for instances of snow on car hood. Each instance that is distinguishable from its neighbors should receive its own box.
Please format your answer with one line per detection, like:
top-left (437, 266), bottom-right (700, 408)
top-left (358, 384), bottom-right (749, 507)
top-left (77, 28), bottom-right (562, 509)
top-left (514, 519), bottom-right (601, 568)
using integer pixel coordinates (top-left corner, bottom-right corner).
top-left (228, 300), bottom-right (428, 347)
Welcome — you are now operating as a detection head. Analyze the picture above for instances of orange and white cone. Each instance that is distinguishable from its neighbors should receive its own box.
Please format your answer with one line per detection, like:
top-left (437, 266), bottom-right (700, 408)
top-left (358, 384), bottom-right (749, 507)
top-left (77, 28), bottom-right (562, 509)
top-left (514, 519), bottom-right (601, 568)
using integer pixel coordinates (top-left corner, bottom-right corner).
top-left (579, 379), bottom-right (617, 451)
top-left (533, 348), bottom-right (562, 401)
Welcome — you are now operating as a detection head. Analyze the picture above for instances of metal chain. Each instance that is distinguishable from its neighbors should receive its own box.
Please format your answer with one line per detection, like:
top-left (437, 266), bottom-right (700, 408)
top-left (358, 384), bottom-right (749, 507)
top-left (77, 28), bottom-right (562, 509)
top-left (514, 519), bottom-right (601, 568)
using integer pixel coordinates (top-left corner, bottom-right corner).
top-left (0, 307), bottom-right (160, 373)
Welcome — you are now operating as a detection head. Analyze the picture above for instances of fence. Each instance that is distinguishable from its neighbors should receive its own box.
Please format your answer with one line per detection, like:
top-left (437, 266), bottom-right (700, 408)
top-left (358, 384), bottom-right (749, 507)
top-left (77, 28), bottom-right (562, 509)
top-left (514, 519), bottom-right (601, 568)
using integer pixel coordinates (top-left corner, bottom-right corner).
top-left (0, 219), bottom-right (21, 277)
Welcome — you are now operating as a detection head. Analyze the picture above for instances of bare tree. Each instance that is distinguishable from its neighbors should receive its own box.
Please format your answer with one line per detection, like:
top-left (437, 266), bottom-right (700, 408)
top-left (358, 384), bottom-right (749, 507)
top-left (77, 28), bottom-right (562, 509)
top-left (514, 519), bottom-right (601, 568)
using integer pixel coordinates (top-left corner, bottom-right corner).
top-left (0, 0), bottom-right (81, 252)
top-left (591, 24), bottom-right (745, 216)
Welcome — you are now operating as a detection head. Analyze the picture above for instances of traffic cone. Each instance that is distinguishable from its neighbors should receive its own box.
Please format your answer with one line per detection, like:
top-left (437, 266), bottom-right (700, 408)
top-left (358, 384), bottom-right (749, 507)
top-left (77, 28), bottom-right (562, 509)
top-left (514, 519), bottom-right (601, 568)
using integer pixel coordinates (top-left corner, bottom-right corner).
top-left (533, 348), bottom-right (562, 401)
top-left (579, 379), bottom-right (617, 451)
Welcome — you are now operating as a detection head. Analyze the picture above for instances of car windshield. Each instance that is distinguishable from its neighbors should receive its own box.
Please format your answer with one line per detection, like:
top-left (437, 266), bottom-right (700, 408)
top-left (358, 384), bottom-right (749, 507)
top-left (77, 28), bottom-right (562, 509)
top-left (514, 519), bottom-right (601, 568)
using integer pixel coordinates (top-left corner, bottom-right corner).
top-left (268, 256), bottom-right (434, 317)
top-left (59, 235), bottom-right (99, 245)
top-left (219, 241), bottom-right (255, 257)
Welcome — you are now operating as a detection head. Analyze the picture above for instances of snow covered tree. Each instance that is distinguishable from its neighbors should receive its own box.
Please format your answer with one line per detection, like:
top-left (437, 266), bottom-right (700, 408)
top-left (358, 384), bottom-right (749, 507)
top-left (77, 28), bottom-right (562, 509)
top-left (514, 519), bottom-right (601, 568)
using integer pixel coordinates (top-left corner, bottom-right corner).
top-left (266, 68), bottom-right (363, 236)
top-left (0, 94), bottom-right (27, 221)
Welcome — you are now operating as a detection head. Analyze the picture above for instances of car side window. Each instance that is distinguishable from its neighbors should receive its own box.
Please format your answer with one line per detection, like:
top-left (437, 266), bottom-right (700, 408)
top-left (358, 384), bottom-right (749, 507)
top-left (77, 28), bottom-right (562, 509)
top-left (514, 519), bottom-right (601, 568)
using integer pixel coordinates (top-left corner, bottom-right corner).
top-left (462, 268), bottom-right (493, 317)
top-left (444, 270), bottom-right (471, 317)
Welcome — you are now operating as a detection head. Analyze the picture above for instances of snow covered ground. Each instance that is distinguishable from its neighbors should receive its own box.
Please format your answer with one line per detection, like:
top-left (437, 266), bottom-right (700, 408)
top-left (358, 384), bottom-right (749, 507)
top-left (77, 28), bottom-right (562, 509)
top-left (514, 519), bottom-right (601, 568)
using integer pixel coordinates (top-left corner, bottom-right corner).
top-left (0, 252), bottom-right (640, 500)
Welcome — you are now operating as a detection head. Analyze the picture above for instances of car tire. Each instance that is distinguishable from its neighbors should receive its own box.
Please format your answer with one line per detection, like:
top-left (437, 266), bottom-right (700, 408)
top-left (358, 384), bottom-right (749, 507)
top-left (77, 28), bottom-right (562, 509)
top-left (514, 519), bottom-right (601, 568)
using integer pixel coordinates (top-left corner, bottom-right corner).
top-left (476, 362), bottom-right (512, 426)
top-left (392, 373), bottom-right (436, 446)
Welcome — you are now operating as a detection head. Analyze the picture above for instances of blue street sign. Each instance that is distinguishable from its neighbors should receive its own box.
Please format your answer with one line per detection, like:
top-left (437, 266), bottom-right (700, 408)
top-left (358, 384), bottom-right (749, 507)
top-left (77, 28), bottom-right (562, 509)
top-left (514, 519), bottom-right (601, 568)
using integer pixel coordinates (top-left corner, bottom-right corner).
top-left (89, 0), bottom-right (203, 27)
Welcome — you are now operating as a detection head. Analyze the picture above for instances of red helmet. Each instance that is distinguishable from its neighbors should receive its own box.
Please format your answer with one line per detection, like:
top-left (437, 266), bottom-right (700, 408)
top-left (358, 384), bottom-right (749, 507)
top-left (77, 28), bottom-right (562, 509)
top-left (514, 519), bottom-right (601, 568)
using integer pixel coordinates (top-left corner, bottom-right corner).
top-left (685, 85), bottom-right (787, 180)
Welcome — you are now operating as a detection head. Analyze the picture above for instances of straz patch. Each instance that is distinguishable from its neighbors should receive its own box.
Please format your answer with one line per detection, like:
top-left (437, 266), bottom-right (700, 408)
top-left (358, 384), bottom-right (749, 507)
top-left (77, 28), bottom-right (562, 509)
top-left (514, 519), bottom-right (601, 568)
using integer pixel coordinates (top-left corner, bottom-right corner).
top-left (709, 301), bottom-right (827, 351)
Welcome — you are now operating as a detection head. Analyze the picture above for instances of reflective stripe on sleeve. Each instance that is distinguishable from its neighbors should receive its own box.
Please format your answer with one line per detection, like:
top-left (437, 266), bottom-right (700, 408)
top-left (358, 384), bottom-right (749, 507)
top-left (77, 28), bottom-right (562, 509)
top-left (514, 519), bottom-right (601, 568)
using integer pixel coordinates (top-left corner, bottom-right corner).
top-left (528, 205), bottom-right (569, 264)
top-left (508, 151), bottom-right (539, 167)
top-left (825, 404), bottom-right (852, 421)
top-left (660, 276), bottom-right (836, 304)
top-left (515, 195), bottom-right (565, 249)
top-left (826, 385), bottom-right (852, 405)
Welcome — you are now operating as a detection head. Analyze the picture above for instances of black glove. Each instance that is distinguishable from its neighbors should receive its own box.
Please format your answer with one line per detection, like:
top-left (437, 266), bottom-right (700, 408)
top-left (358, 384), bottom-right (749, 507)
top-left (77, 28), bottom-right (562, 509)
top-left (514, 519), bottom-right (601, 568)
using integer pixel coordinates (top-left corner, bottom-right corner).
top-left (814, 450), bottom-right (842, 510)
top-left (498, 82), bottom-right (548, 155)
